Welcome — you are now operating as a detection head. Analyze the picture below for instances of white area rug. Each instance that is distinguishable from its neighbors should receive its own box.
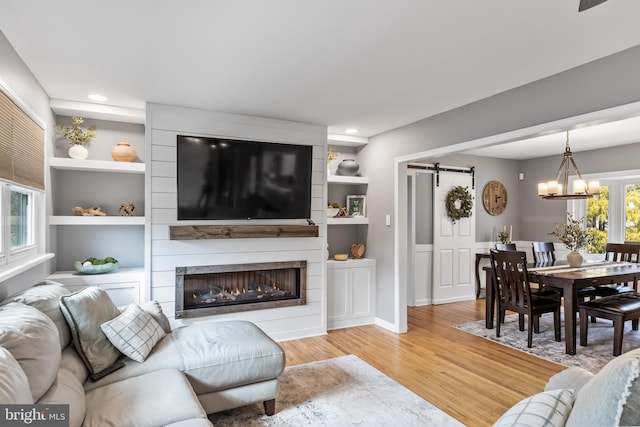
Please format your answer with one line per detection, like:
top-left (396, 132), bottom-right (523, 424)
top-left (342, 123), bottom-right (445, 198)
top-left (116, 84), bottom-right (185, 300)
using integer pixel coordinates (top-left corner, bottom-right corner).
top-left (455, 313), bottom-right (640, 373)
top-left (209, 354), bottom-right (463, 427)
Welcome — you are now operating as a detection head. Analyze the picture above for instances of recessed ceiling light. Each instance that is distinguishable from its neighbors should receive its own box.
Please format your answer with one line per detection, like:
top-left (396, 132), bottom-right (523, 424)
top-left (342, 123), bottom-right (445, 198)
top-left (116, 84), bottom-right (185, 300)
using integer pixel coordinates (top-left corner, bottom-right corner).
top-left (88, 94), bottom-right (108, 102)
top-left (345, 128), bottom-right (358, 134)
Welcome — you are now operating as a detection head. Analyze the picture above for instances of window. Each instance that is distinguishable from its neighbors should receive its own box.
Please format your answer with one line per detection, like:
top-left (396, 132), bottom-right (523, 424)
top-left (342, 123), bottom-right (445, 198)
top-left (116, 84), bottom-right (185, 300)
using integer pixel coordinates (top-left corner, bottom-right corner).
top-left (0, 184), bottom-right (38, 264)
top-left (0, 86), bottom-right (45, 272)
top-left (586, 185), bottom-right (608, 254)
top-left (577, 173), bottom-right (640, 256)
top-left (625, 183), bottom-right (640, 242)
top-left (10, 187), bottom-right (34, 251)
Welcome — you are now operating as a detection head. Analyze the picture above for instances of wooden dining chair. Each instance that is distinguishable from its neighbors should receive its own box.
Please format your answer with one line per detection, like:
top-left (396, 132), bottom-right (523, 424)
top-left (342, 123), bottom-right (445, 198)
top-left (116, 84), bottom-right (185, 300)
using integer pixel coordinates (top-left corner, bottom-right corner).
top-left (490, 249), bottom-right (562, 348)
top-left (595, 243), bottom-right (640, 296)
top-left (531, 242), bottom-right (556, 264)
top-left (495, 243), bottom-right (517, 251)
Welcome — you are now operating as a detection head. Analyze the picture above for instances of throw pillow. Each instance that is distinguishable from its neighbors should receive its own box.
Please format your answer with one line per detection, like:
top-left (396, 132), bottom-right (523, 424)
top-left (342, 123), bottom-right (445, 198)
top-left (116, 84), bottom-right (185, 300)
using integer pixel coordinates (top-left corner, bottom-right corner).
top-left (0, 346), bottom-right (33, 404)
top-left (140, 300), bottom-right (172, 334)
top-left (494, 389), bottom-right (575, 427)
top-left (101, 304), bottom-right (166, 362)
top-left (566, 347), bottom-right (640, 427)
top-left (59, 287), bottom-right (123, 380)
top-left (0, 303), bottom-right (61, 401)
top-left (0, 280), bottom-right (73, 348)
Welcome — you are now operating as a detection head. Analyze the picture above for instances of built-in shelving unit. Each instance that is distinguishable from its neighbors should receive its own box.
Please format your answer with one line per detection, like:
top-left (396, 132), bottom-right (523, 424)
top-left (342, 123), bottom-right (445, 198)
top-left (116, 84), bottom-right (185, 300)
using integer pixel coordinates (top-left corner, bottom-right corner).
top-left (47, 106), bottom-right (146, 301)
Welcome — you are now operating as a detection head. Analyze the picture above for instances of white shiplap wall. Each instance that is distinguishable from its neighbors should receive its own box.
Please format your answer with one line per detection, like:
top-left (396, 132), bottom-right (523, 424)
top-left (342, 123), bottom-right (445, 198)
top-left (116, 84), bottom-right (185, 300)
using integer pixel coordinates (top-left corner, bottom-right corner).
top-left (146, 104), bottom-right (327, 341)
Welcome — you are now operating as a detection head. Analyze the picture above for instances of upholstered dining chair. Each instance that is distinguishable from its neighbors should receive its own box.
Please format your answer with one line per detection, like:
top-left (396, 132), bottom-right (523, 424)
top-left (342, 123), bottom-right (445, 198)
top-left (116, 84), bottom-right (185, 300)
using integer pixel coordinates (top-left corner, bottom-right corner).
top-left (594, 243), bottom-right (640, 296)
top-left (531, 242), bottom-right (556, 264)
top-left (490, 249), bottom-right (562, 348)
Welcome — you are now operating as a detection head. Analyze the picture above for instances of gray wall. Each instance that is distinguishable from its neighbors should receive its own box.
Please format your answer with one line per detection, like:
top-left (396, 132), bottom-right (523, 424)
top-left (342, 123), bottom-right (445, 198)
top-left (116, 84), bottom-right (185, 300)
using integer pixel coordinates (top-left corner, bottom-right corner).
top-left (0, 31), bottom-right (56, 297)
top-left (362, 44), bottom-right (640, 324)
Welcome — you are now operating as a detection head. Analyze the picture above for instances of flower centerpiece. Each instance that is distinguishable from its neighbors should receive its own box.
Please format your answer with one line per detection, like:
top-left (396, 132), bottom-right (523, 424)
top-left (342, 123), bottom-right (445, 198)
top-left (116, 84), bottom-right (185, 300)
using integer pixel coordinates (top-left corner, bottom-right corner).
top-left (497, 228), bottom-right (510, 244)
top-left (57, 116), bottom-right (96, 160)
top-left (549, 212), bottom-right (595, 267)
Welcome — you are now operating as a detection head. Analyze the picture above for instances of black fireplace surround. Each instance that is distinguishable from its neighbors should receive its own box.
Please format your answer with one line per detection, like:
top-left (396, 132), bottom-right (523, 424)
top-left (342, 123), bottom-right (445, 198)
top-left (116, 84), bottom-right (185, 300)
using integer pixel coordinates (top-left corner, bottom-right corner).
top-left (175, 260), bottom-right (306, 318)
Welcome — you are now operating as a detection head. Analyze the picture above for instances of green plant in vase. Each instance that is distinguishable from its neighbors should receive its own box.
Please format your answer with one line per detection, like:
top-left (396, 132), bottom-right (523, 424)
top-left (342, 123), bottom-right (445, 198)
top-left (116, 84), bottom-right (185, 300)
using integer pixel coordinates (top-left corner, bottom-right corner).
top-left (549, 212), bottom-right (595, 267)
top-left (57, 116), bottom-right (96, 160)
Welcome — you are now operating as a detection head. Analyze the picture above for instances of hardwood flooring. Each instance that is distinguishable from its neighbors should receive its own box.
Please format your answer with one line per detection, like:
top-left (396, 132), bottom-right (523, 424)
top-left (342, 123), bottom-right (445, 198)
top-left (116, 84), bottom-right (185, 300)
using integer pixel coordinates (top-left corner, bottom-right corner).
top-left (278, 299), bottom-right (566, 427)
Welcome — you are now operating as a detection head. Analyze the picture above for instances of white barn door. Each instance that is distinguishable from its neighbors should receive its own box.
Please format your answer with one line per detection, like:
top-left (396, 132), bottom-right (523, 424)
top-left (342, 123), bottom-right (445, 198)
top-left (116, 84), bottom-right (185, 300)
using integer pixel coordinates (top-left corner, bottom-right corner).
top-left (432, 172), bottom-right (476, 303)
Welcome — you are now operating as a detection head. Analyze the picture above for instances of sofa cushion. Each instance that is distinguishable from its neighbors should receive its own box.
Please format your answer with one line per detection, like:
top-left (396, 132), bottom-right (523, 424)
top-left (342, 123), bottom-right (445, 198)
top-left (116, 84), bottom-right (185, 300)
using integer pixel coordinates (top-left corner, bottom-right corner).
top-left (84, 320), bottom-right (285, 395)
top-left (0, 346), bottom-right (33, 404)
top-left (494, 389), bottom-right (575, 427)
top-left (84, 369), bottom-right (208, 427)
top-left (566, 347), bottom-right (640, 426)
top-left (0, 302), bottom-right (61, 401)
top-left (101, 304), bottom-right (166, 362)
top-left (0, 280), bottom-right (72, 347)
top-left (37, 368), bottom-right (85, 427)
top-left (59, 286), bottom-right (123, 379)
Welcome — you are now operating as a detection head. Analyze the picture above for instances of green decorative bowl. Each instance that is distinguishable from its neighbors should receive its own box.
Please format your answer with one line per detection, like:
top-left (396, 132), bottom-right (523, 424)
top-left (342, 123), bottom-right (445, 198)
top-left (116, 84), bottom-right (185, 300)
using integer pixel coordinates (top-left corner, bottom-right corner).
top-left (73, 261), bottom-right (119, 275)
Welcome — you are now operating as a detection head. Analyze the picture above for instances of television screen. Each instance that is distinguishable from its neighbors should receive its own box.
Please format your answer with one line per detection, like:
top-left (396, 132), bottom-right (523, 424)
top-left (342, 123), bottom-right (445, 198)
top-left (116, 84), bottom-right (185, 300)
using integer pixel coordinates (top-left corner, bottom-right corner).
top-left (177, 135), bottom-right (313, 220)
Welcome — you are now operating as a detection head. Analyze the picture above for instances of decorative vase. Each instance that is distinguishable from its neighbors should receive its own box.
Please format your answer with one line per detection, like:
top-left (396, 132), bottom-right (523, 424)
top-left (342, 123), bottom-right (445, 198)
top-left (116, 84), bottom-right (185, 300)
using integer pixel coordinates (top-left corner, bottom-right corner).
top-left (337, 159), bottom-right (359, 176)
top-left (111, 139), bottom-right (137, 162)
top-left (327, 208), bottom-right (340, 218)
top-left (567, 251), bottom-right (583, 268)
top-left (68, 144), bottom-right (89, 160)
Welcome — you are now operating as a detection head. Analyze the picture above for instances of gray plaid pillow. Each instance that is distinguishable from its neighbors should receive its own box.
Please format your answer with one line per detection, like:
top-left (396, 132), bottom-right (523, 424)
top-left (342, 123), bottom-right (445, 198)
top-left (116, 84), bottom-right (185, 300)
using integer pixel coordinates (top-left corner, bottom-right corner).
top-left (101, 304), bottom-right (165, 362)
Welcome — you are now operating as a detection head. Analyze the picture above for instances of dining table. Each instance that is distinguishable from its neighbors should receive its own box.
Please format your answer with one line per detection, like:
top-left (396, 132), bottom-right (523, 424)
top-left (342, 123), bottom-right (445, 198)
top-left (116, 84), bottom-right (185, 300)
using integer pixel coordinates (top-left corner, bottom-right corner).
top-left (485, 260), bottom-right (640, 355)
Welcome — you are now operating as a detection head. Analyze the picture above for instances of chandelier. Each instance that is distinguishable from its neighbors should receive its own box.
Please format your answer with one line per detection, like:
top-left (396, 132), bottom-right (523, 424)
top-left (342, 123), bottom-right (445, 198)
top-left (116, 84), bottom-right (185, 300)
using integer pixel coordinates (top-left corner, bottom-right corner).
top-left (537, 131), bottom-right (600, 200)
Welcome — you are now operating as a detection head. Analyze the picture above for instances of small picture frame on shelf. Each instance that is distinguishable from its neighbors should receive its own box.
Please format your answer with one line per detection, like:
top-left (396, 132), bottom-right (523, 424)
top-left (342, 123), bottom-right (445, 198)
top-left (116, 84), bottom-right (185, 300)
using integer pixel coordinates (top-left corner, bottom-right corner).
top-left (346, 195), bottom-right (366, 218)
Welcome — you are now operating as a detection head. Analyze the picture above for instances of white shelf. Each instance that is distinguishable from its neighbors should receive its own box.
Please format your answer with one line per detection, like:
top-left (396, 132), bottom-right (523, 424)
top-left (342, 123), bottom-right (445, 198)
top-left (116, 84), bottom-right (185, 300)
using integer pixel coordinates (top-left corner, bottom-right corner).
top-left (327, 258), bottom-right (375, 267)
top-left (50, 99), bottom-right (145, 125)
top-left (49, 267), bottom-right (144, 281)
top-left (49, 216), bottom-right (145, 225)
top-left (327, 217), bottom-right (369, 225)
top-left (327, 175), bottom-right (369, 185)
top-left (49, 157), bottom-right (145, 174)
top-left (328, 133), bottom-right (368, 147)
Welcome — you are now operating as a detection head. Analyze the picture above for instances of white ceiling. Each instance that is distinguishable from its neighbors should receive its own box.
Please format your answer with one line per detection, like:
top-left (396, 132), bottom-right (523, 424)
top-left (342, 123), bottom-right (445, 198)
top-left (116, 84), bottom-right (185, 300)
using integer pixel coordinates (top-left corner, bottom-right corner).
top-left (2, 0), bottom-right (640, 143)
top-left (463, 113), bottom-right (640, 160)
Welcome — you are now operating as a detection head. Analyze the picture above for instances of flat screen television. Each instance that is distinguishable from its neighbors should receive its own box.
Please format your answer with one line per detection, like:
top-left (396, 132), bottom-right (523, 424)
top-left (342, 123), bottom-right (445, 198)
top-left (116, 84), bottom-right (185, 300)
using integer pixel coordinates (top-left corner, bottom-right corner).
top-left (177, 135), bottom-right (313, 220)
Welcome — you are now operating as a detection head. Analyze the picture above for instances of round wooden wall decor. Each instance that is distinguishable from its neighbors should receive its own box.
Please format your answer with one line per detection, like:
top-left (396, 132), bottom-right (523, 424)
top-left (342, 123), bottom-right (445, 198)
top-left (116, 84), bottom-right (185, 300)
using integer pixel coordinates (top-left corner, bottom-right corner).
top-left (482, 180), bottom-right (507, 216)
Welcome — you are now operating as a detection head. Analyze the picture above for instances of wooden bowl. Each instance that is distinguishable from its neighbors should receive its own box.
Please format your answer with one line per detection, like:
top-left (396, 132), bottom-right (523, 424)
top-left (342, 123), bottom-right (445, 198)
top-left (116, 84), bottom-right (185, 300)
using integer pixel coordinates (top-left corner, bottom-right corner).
top-left (334, 254), bottom-right (348, 261)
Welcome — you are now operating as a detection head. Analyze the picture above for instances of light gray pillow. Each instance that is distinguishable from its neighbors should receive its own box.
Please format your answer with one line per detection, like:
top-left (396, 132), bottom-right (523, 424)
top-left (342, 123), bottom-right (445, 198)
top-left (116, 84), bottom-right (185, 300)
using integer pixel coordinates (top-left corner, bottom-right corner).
top-left (59, 287), bottom-right (123, 380)
top-left (0, 346), bottom-right (33, 404)
top-left (566, 348), bottom-right (640, 426)
top-left (494, 389), bottom-right (575, 427)
top-left (0, 303), bottom-right (61, 401)
top-left (101, 304), bottom-right (165, 362)
top-left (0, 280), bottom-right (73, 347)
top-left (140, 300), bottom-right (172, 334)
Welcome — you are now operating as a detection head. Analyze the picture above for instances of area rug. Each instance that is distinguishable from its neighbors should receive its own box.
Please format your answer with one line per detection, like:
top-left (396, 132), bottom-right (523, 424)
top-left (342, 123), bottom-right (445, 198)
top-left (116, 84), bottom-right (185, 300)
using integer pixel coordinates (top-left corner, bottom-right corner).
top-left (455, 314), bottom-right (640, 373)
top-left (209, 354), bottom-right (463, 427)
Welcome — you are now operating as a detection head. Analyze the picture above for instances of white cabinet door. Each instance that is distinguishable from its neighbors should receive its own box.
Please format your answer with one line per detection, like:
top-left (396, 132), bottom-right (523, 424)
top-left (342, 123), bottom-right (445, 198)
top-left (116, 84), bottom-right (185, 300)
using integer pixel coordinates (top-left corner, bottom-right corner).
top-left (350, 267), bottom-right (373, 318)
top-left (327, 268), bottom-right (349, 321)
top-left (327, 259), bottom-right (376, 330)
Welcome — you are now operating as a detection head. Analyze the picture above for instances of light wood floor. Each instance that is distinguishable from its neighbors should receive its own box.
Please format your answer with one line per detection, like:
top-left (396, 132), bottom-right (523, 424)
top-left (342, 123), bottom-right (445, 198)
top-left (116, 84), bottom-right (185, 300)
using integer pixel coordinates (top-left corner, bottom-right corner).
top-left (278, 299), bottom-right (566, 427)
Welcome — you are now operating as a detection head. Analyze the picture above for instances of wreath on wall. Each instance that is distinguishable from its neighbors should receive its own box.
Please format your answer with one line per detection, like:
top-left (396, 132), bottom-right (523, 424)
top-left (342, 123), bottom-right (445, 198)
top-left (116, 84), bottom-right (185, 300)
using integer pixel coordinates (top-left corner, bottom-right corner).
top-left (445, 186), bottom-right (474, 224)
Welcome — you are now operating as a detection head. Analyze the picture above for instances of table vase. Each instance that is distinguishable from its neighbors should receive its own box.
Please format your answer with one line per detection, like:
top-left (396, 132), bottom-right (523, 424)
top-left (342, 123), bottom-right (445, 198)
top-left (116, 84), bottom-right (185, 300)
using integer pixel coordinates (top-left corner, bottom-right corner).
top-left (567, 251), bottom-right (583, 267)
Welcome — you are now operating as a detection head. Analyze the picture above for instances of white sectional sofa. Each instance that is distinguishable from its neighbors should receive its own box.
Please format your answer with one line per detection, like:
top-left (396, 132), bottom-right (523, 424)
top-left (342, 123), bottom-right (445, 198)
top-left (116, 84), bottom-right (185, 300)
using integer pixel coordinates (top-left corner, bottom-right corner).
top-left (0, 281), bottom-right (286, 426)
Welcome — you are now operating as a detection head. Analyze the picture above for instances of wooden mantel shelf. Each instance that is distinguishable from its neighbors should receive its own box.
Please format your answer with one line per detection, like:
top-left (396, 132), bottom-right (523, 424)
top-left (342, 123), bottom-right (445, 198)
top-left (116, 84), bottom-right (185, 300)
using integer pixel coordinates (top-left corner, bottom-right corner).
top-left (170, 224), bottom-right (319, 240)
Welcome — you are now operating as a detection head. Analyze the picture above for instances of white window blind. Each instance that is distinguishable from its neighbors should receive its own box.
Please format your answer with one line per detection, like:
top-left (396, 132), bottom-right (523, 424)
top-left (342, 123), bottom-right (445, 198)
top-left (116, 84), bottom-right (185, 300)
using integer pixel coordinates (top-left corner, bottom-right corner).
top-left (0, 89), bottom-right (44, 190)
